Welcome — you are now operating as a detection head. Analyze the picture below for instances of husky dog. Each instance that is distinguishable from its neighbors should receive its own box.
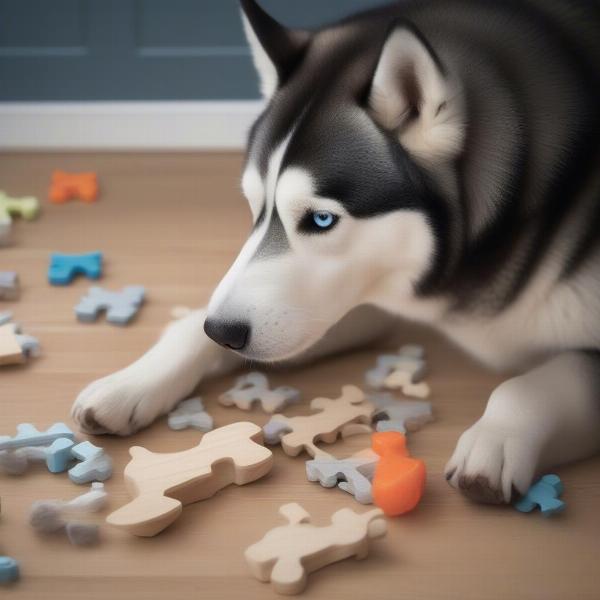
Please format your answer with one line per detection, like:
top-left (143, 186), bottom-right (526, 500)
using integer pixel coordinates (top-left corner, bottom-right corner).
top-left (72, 0), bottom-right (600, 504)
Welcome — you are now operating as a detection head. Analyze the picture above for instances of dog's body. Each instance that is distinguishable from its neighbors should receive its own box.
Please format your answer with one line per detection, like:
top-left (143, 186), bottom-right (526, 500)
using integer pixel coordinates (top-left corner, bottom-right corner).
top-left (72, 0), bottom-right (600, 504)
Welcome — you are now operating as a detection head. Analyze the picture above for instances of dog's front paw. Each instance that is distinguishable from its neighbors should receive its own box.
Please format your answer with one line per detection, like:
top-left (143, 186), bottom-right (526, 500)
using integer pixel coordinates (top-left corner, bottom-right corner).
top-left (444, 419), bottom-right (540, 504)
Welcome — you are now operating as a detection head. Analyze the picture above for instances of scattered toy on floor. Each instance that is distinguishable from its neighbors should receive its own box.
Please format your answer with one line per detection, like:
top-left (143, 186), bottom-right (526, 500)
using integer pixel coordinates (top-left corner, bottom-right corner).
top-left (383, 369), bottom-right (431, 398)
top-left (0, 191), bottom-right (40, 246)
top-left (0, 556), bottom-right (19, 584)
top-left (106, 422), bottom-right (273, 536)
top-left (0, 437), bottom-right (75, 475)
top-left (245, 502), bottom-right (387, 595)
top-left (220, 372), bottom-right (301, 414)
top-left (75, 285), bottom-right (145, 325)
top-left (0, 273), bottom-right (19, 300)
top-left (167, 397), bottom-right (214, 432)
top-left (29, 482), bottom-right (108, 546)
top-left (263, 386), bottom-right (374, 459)
top-left (365, 345), bottom-right (426, 389)
top-left (368, 393), bottom-right (433, 434)
top-left (68, 441), bottom-right (113, 484)
top-left (371, 431), bottom-right (426, 516)
top-left (0, 323), bottom-right (40, 365)
top-left (514, 474), bottom-right (565, 517)
top-left (306, 449), bottom-right (379, 504)
top-left (48, 251), bottom-right (103, 285)
top-left (48, 171), bottom-right (98, 204)
top-left (0, 423), bottom-right (76, 453)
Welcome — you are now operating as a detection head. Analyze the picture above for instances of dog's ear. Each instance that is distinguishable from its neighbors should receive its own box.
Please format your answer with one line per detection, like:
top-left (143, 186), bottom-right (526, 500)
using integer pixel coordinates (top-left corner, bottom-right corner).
top-left (240, 0), bottom-right (309, 99)
top-left (368, 21), bottom-right (465, 165)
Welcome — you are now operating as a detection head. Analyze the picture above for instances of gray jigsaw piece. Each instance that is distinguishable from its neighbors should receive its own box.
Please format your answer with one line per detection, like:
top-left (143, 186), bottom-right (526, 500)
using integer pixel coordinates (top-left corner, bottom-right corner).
top-left (168, 397), bottom-right (214, 431)
top-left (15, 333), bottom-right (41, 357)
top-left (368, 393), bottom-right (433, 433)
top-left (365, 345), bottom-right (427, 388)
top-left (0, 271), bottom-right (19, 300)
top-left (0, 422), bottom-right (75, 452)
top-left (75, 285), bottom-right (145, 325)
top-left (68, 441), bottom-right (113, 484)
top-left (263, 420), bottom-right (292, 445)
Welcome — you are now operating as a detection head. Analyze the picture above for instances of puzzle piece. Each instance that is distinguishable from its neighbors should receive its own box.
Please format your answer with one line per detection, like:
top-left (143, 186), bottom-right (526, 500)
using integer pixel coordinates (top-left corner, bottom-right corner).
top-left (263, 385), bottom-right (374, 458)
top-left (68, 441), bottom-right (113, 484)
top-left (383, 369), bottom-right (431, 398)
top-left (245, 502), bottom-right (387, 595)
top-left (514, 474), bottom-right (565, 516)
top-left (0, 320), bottom-right (40, 365)
top-left (0, 422), bottom-right (75, 452)
top-left (0, 556), bottom-right (19, 584)
top-left (365, 344), bottom-right (426, 389)
top-left (0, 190), bottom-right (40, 222)
top-left (48, 251), bottom-right (103, 285)
top-left (49, 171), bottom-right (98, 204)
top-left (106, 421), bottom-right (273, 536)
top-left (371, 431), bottom-right (426, 516)
top-left (14, 332), bottom-right (40, 358)
top-left (306, 449), bottom-right (379, 504)
top-left (75, 285), bottom-right (145, 325)
top-left (29, 482), bottom-right (107, 546)
top-left (368, 393), bottom-right (433, 433)
top-left (220, 372), bottom-right (301, 414)
top-left (0, 437), bottom-right (75, 475)
top-left (167, 397), bottom-right (214, 431)
top-left (0, 272), bottom-right (19, 300)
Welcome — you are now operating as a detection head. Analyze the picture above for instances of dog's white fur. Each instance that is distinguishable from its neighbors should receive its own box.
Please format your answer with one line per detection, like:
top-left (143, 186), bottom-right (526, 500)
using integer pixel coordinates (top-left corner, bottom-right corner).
top-left (71, 12), bottom-right (600, 503)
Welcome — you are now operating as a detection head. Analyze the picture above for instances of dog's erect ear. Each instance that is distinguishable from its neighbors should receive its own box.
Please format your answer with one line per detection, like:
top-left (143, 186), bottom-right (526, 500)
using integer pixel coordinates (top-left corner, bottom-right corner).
top-left (240, 0), bottom-right (309, 99)
top-left (368, 21), bottom-right (465, 164)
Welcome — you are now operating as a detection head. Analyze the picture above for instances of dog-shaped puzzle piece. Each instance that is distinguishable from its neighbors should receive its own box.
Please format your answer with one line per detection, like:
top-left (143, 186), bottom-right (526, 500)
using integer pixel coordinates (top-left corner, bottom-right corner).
top-left (75, 285), bottom-right (145, 325)
top-left (49, 171), bottom-right (98, 204)
top-left (371, 431), bottom-right (426, 516)
top-left (263, 385), bottom-right (375, 458)
top-left (514, 474), bottom-right (565, 516)
top-left (306, 449), bottom-right (379, 504)
top-left (106, 421), bottom-right (273, 536)
top-left (245, 502), bottom-right (387, 595)
top-left (48, 251), bottom-right (103, 285)
top-left (0, 437), bottom-right (75, 475)
top-left (0, 422), bottom-right (75, 453)
top-left (0, 272), bottom-right (19, 300)
top-left (0, 556), bottom-right (20, 583)
top-left (168, 397), bottom-right (214, 431)
top-left (220, 372), bottom-right (300, 414)
top-left (368, 393), bottom-right (433, 433)
top-left (68, 441), bottom-right (113, 484)
top-left (365, 345), bottom-right (426, 389)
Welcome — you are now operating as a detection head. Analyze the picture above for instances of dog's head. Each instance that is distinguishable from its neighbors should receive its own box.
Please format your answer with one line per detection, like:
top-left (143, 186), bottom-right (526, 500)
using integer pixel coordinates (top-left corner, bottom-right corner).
top-left (205, 0), bottom-right (465, 362)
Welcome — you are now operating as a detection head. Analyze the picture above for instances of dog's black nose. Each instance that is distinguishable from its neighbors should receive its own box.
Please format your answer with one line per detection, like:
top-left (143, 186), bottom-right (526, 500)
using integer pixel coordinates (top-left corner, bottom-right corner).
top-left (204, 319), bottom-right (250, 350)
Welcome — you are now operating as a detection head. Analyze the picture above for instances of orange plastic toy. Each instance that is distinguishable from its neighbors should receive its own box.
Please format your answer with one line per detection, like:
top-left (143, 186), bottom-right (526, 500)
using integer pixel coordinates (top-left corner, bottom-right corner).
top-left (371, 431), bottom-right (426, 516)
top-left (49, 171), bottom-right (98, 204)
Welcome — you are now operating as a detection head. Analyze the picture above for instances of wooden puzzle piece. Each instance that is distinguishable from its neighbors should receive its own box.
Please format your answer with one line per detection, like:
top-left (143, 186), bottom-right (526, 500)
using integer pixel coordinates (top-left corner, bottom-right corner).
top-left (371, 431), bottom-right (426, 516)
top-left (48, 251), bottom-right (103, 285)
top-left (306, 449), bottom-right (379, 504)
top-left (0, 272), bottom-right (19, 300)
top-left (49, 170), bottom-right (98, 204)
top-left (0, 324), bottom-right (24, 365)
top-left (0, 556), bottom-right (20, 583)
top-left (68, 441), bottom-right (113, 484)
top-left (168, 397), bottom-right (214, 432)
top-left (383, 370), bottom-right (431, 398)
top-left (220, 372), bottom-right (301, 414)
top-left (0, 437), bottom-right (75, 475)
top-left (262, 386), bottom-right (374, 458)
top-left (75, 285), bottom-right (145, 325)
top-left (0, 190), bottom-right (40, 222)
top-left (106, 421), bottom-right (273, 536)
top-left (365, 345), bottom-right (426, 389)
top-left (0, 422), bottom-right (75, 452)
top-left (368, 393), bottom-right (433, 433)
top-left (514, 474), bottom-right (565, 516)
top-left (245, 502), bottom-right (387, 595)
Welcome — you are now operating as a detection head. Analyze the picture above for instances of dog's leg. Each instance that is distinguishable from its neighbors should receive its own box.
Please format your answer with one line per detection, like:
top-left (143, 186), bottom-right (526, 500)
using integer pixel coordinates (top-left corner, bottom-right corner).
top-left (71, 308), bottom-right (243, 435)
top-left (445, 351), bottom-right (600, 503)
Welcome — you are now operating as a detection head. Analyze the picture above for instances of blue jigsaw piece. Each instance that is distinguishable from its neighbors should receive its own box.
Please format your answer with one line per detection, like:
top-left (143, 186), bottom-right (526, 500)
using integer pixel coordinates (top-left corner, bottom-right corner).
top-left (45, 437), bottom-right (76, 472)
top-left (0, 556), bottom-right (19, 584)
top-left (68, 440), bottom-right (113, 484)
top-left (514, 474), bottom-right (565, 516)
top-left (48, 251), bottom-right (103, 285)
top-left (0, 422), bottom-right (75, 452)
top-left (75, 285), bottom-right (145, 325)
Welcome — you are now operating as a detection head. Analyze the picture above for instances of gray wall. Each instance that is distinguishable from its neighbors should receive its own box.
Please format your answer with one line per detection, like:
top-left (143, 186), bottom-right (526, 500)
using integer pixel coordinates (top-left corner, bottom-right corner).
top-left (0, 0), bottom-right (386, 101)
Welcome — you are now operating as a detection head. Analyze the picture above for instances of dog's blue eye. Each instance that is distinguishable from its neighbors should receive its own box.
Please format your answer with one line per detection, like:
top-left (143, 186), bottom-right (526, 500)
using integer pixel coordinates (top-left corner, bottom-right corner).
top-left (313, 211), bottom-right (335, 229)
top-left (298, 210), bottom-right (339, 234)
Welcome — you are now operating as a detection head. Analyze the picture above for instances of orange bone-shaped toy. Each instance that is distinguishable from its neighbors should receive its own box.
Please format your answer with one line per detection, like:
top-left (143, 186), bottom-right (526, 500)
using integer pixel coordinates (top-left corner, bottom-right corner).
top-left (49, 171), bottom-right (98, 204)
top-left (371, 431), bottom-right (426, 516)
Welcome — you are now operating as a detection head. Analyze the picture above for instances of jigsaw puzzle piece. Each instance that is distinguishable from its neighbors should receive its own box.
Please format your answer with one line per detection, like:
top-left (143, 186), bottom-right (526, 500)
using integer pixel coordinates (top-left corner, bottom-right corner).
top-left (168, 397), bottom-right (214, 431)
top-left (369, 394), bottom-right (433, 433)
top-left (68, 441), bottom-right (113, 484)
top-left (0, 190), bottom-right (40, 221)
top-left (365, 345), bottom-right (427, 388)
top-left (0, 272), bottom-right (19, 300)
top-left (75, 285), bottom-right (145, 325)
top-left (514, 474), bottom-right (565, 516)
top-left (49, 170), bottom-right (98, 204)
top-left (0, 323), bottom-right (25, 365)
top-left (0, 422), bottom-right (75, 452)
top-left (0, 437), bottom-right (75, 475)
top-left (48, 251), bottom-right (103, 285)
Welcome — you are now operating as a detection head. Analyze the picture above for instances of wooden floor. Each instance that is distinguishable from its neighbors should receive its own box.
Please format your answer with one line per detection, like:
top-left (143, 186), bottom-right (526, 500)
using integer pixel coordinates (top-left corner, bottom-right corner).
top-left (1, 152), bottom-right (598, 600)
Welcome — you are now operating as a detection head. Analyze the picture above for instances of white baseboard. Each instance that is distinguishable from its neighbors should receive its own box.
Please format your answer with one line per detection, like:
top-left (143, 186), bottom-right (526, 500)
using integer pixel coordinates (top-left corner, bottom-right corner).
top-left (0, 101), bottom-right (264, 150)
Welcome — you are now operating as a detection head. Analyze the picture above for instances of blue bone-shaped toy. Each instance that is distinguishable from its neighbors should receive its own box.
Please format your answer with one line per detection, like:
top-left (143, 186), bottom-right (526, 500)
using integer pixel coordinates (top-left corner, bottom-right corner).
top-left (0, 423), bottom-right (75, 452)
top-left (0, 437), bottom-right (75, 474)
top-left (68, 441), bottom-right (113, 484)
top-left (514, 474), bottom-right (565, 516)
top-left (75, 285), bottom-right (145, 325)
top-left (48, 251), bottom-right (103, 285)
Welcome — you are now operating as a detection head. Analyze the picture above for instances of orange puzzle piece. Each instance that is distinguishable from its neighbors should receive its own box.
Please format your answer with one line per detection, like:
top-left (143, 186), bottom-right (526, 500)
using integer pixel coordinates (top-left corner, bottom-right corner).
top-left (371, 431), bottom-right (426, 516)
top-left (49, 171), bottom-right (98, 204)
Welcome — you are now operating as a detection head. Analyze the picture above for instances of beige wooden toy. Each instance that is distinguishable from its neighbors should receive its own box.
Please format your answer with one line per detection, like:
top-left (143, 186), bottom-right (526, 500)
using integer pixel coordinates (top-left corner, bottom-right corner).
top-left (106, 421), bottom-right (273, 537)
top-left (262, 385), bottom-right (374, 458)
top-left (0, 323), bottom-right (25, 365)
top-left (245, 502), bottom-right (387, 595)
top-left (383, 369), bottom-right (431, 398)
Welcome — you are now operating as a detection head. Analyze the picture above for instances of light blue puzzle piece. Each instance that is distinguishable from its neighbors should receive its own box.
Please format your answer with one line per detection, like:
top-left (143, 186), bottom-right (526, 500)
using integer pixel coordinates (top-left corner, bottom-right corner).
top-left (68, 441), bottom-right (113, 484)
top-left (48, 251), bottom-right (103, 285)
top-left (15, 333), bottom-right (40, 358)
top-left (0, 422), bottom-right (75, 452)
top-left (75, 285), bottom-right (145, 325)
top-left (0, 438), bottom-right (74, 475)
top-left (168, 397), bottom-right (214, 431)
top-left (514, 474), bottom-right (565, 516)
top-left (0, 556), bottom-right (19, 584)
